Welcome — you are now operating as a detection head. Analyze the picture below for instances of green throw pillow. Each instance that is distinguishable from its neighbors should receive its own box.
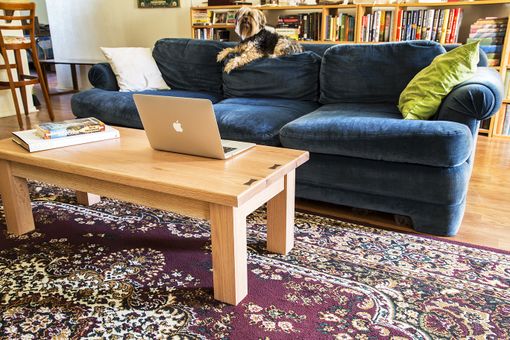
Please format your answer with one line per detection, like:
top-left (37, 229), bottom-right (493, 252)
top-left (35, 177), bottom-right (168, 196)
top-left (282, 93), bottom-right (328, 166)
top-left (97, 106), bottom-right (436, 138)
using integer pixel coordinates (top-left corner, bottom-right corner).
top-left (398, 41), bottom-right (480, 120)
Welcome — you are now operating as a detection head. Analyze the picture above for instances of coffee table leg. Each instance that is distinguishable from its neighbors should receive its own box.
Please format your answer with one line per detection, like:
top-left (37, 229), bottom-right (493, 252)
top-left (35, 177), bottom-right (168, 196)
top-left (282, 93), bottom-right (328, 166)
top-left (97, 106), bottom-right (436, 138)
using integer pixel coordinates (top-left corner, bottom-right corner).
top-left (76, 191), bottom-right (101, 206)
top-left (0, 160), bottom-right (35, 235)
top-left (267, 170), bottom-right (296, 255)
top-left (209, 203), bottom-right (247, 305)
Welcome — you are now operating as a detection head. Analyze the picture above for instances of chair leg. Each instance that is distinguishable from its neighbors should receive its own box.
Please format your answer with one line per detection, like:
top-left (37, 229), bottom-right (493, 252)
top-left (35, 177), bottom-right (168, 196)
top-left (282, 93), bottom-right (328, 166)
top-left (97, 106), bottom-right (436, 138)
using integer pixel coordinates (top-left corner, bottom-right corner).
top-left (14, 50), bottom-right (30, 116)
top-left (0, 47), bottom-right (23, 129)
top-left (31, 44), bottom-right (54, 121)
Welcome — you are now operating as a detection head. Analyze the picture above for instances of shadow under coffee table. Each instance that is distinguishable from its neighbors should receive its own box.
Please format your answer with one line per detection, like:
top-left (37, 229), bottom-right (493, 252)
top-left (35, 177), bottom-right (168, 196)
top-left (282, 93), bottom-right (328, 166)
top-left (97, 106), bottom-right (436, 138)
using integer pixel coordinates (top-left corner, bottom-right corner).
top-left (0, 127), bottom-right (308, 305)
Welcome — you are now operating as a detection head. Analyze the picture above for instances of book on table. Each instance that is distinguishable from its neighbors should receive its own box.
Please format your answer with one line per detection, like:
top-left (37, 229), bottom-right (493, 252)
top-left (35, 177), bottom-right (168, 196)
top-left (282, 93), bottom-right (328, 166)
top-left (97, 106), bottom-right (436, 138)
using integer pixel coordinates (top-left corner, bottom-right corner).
top-left (36, 117), bottom-right (105, 139)
top-left (12, 125), bottom-right (120, 152)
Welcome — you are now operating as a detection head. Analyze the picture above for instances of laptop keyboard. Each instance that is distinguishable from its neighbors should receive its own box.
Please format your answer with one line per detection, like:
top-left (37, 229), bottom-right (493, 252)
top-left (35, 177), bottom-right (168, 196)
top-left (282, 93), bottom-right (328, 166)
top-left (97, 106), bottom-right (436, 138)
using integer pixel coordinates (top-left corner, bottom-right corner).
top-left (223, 146), bottom-right (237, 154)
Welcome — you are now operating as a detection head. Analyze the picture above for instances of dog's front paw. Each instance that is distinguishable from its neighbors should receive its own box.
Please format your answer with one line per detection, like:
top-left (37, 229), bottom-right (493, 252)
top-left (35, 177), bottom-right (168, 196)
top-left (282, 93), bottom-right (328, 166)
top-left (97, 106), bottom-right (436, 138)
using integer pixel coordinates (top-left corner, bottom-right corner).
top-left (217, 49), bottom-right (230, 62)
top-left (223, 60), bottom-right (236, 74)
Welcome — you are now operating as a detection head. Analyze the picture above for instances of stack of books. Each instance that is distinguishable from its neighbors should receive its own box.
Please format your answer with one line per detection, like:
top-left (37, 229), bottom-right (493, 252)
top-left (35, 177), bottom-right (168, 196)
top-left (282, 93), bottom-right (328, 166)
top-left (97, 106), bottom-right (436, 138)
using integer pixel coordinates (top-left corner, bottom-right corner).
top-left (192, 9), bottom-right (211, 25)
top-left (324, 13), bottom-right (355, 42)
top-left (12, 118), bottom-right (120, 152)
top-left (361, 11), bottom-right (393, 43)
top-left (395, 8), bottom-right (463, 43)
top-left (468, 17), bottom-right (508, 67)
top-left (275, 15), bottom-right (301, 40)
top-left (276, 13), bottom-right (322, 41)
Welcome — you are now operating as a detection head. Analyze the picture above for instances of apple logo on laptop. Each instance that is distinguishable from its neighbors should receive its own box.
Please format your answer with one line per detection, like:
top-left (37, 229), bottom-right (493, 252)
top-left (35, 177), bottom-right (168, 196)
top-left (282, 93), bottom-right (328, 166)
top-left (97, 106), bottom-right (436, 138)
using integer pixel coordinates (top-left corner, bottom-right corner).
top-left (173, 120), bottom-right (183, 133)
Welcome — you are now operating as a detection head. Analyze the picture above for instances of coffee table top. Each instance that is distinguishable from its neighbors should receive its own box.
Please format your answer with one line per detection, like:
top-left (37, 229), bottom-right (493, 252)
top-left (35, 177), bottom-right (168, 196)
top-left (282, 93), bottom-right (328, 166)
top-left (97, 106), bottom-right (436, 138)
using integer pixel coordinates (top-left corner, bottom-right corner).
top-left (0, 127), bottom-right (308, 207)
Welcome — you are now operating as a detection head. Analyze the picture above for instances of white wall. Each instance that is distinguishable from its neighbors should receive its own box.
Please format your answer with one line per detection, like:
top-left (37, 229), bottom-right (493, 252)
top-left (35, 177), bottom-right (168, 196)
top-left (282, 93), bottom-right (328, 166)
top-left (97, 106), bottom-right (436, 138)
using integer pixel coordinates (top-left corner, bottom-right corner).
top-left (33, 0), bottom-right (49, 24)
top-left (46, 0), bottom-right (194, 89)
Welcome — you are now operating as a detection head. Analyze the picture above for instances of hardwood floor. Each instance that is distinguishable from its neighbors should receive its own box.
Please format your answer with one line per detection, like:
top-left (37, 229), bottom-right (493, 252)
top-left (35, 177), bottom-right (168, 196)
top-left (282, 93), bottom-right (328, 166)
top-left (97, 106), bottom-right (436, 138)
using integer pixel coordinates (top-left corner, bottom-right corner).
top-left (1, 77), bottom-right (509, 251)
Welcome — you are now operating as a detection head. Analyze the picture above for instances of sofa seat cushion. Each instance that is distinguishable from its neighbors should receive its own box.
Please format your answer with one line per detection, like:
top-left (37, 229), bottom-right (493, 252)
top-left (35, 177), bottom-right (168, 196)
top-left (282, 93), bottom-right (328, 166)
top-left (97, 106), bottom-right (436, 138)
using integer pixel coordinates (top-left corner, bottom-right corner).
top-left (213, 98), bottom-right (320, 146)
top-left (71, 88), bottom-right (223, 129)
top-left (280, 103), bottom-right (473, 167)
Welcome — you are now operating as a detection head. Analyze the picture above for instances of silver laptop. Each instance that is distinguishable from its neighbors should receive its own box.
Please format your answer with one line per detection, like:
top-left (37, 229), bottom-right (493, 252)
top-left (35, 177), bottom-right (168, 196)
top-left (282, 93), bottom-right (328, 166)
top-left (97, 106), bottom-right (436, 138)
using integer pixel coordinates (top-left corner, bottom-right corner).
top-left (133, 95), bottom-right (255, 159)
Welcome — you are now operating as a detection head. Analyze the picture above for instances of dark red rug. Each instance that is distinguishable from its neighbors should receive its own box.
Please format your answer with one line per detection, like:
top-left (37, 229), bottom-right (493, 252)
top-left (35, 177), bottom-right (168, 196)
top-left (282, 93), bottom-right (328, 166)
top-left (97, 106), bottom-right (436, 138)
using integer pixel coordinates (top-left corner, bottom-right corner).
top-left (0, 183), bottom-right (509, 339)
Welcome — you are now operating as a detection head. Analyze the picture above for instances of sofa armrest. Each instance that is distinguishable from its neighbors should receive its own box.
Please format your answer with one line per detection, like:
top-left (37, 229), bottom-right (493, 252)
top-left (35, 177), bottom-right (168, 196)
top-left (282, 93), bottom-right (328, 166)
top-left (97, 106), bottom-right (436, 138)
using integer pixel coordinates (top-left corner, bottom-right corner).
top-left (436, 67), bottom-right (503, 133)
top-left (88, 63), bottom-right (119, 91)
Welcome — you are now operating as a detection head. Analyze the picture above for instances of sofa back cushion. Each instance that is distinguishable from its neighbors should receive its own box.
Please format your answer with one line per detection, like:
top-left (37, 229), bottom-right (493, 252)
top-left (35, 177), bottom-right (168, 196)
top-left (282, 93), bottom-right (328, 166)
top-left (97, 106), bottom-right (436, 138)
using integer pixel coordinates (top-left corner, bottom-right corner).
top-left (320, 41), bottom-right (446, 104)
top-left (153, 38), bottom-right (225, 94)
top-left (223, 51), bottom-right (321, 101)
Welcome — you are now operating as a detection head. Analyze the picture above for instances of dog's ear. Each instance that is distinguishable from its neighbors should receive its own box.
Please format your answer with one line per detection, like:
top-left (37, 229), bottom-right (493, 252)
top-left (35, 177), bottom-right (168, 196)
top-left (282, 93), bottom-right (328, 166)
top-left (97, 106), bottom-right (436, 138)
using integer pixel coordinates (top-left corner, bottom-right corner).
top-left (255, 9), bottom-right (266, 27)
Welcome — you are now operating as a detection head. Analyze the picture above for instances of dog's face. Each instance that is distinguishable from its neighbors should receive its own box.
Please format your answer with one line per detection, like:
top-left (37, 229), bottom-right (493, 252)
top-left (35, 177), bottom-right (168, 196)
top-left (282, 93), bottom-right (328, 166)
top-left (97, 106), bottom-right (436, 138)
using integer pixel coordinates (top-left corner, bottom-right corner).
top-left (235, 7), bottom-right (266, 40)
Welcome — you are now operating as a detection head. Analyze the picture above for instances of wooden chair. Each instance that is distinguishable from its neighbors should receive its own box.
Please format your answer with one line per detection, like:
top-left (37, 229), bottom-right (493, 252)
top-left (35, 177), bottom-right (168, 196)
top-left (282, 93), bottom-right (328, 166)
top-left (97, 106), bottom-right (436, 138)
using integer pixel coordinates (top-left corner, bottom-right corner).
top-left (0, 2), bottom-right (54, 129)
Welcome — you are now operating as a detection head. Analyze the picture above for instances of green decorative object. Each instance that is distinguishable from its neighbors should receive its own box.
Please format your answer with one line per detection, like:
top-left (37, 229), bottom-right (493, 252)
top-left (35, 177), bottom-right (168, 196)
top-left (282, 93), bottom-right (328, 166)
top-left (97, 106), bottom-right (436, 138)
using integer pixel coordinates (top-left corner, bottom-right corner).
top-left (398, 41), bottom-right (480, 120)
top-left (137, 0), bottom-right (180, 8)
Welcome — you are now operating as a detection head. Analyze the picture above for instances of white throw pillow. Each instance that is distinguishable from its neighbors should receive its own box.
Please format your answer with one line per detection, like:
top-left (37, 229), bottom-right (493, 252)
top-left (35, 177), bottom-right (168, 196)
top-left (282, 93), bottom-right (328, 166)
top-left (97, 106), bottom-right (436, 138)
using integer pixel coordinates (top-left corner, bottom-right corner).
top-left (101, 47), bottom-right (170, 92)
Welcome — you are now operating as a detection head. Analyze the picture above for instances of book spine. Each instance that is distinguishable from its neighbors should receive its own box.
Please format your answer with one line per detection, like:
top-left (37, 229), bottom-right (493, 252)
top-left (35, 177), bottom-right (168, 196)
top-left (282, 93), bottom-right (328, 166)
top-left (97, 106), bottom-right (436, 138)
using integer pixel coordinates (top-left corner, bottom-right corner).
top-left (384, 11), bottom-right (392, 42)
top-left (445, 8), bottom-right (455, 43)
top-left (350, 16), bottom-right (355, 41)
top-left (431, 9), bottom-right (439, 42)
top-left (439, 8), bottom-right (450, 44)
top-left (448, 8), bottom-right (458, 43)
top-left (374, 11), bottom-right (381, 42)
top-left (367, 14), bottom-right (372, 42)
top-left (361, 16), bottom-right (366, 42)
top-left (454, 9), bottom-right (463, 43)
top-left (416, 10), bottom-right (423, 40)
top-left (410, 11), bottom-right (417, 40)
top-left (379, 10), bottom-right (386, 42)
top-left (396, 10), bottom-right (402, 41)
top-left (340, 14), bottom-right (345, 41)
top-left (406, 11), bottom-right (413, 41)
top-left (436, 10), bottom-right (444, 42)
top-left (342, 15), bottom-right (351, 41)
top-left (420, 10), bottom-right (428, 40)
top-left (426, 9), bottom-right (434, 40)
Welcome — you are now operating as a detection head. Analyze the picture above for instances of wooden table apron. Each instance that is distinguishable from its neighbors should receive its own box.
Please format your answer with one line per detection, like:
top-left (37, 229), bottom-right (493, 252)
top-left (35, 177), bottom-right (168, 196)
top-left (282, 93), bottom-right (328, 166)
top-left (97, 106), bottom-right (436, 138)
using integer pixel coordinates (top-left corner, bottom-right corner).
top-left (0, 156), bottom-right (298, 305)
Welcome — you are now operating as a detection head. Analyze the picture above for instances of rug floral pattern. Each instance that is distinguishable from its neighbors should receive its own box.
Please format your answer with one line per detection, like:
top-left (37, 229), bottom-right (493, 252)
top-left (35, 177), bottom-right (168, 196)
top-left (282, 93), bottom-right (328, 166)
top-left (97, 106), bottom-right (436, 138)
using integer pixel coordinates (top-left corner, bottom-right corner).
top-left (0, 183), bottom-right (509, 339)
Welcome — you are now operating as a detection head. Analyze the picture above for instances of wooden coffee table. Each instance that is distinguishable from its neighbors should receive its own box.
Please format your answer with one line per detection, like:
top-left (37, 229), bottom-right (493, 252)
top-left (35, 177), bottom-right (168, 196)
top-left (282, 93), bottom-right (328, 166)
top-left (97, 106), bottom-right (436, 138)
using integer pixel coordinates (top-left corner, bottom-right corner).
top-left (0, 127), bottom-right (308, 305)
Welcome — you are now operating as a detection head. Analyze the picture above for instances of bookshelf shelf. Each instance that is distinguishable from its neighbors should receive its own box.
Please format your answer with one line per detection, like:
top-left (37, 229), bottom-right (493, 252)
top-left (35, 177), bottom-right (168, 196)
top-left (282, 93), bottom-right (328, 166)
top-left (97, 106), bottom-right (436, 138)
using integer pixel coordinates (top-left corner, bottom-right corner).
top-left (192, 24), bottom-right (235, 28)
top-left (191, 0), bottom-right (510, 138)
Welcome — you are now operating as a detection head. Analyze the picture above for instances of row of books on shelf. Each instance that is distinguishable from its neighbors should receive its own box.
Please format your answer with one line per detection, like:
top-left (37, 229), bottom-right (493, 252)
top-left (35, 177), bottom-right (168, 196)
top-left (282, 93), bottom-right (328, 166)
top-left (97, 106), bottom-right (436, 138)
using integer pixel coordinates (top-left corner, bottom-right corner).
top-left (395, 9), bottom-right (462, 43)
top-left (12, 118), bottom-right (120, 152)
top-left (361, 11), bottom-right (393, 43)
top-left (468, 17), bottom-right (507, 67)
top-left (275, 13), bottom-right (322, 41)
top-left (194, 28), bottom-right (214, 40)
top-left (324, 14), bottom-right (355, 42)
top-left (194, 28), bottom-right (230, 40)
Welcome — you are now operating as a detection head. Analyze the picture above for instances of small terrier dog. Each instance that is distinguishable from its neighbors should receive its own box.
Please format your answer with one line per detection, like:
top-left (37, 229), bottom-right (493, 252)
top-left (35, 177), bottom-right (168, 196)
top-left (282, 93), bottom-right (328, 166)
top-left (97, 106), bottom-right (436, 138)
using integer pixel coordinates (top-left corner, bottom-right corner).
top-left (217, 7), bottom-right (303, 73)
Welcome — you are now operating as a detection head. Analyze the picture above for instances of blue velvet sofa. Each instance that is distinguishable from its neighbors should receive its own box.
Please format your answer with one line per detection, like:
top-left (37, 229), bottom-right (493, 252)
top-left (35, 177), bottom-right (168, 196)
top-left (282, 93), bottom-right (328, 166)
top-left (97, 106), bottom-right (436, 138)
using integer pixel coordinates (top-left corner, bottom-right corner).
top-left (71, 38), bottom-right (503, 236)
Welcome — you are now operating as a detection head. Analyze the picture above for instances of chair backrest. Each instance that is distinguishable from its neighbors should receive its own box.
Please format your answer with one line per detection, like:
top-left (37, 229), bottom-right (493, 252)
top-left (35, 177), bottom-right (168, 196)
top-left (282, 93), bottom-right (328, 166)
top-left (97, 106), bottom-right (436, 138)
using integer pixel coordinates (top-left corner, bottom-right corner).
top-left (0, 2), bottom-right (35, 45)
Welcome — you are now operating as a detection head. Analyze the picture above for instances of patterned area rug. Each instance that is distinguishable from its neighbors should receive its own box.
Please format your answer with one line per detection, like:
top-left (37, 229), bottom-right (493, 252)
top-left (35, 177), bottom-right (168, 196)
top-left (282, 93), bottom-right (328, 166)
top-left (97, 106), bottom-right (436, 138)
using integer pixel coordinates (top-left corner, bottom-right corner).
top-left (0, 183), bottom-right (509, 339)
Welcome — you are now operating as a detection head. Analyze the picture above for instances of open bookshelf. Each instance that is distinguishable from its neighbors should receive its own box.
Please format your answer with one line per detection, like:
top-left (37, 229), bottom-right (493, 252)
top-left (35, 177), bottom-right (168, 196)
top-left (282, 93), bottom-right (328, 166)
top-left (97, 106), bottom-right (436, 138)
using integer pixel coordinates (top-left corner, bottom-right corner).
top-left (191, 0), bottom-right (510, 138)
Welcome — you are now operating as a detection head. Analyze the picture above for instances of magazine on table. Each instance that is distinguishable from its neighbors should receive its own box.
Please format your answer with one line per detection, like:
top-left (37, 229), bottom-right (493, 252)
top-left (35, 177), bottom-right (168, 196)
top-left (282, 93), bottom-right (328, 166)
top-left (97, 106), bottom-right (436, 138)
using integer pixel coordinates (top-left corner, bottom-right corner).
top-left (36, 117), bottom-right (106, 139)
